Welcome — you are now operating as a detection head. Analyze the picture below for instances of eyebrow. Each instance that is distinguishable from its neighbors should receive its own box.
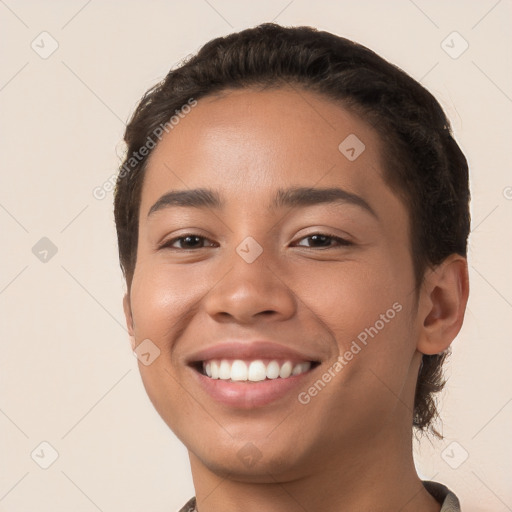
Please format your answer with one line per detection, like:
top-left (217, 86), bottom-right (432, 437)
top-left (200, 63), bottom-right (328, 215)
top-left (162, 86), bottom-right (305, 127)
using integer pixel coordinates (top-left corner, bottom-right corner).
top-left (147, 186), bottom-right (377, 219)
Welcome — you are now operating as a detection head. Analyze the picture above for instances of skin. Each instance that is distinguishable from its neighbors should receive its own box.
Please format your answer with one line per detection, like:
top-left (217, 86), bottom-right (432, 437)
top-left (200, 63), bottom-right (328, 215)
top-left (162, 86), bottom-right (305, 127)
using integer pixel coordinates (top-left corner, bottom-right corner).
top-left (123, 86), bottom-right (469, 512)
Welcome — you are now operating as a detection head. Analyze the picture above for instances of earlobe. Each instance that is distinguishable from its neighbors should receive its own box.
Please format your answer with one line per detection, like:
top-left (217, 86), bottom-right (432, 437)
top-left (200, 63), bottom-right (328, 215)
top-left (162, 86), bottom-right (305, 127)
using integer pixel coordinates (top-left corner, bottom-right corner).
top-left (417, 255), bottom-right (469, 355)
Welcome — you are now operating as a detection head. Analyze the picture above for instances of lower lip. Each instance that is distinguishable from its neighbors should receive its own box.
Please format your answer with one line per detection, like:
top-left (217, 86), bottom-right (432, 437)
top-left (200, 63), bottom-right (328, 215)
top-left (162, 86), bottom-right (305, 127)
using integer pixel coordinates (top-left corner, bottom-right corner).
top-left (192, 366), bottom-right (316, 409)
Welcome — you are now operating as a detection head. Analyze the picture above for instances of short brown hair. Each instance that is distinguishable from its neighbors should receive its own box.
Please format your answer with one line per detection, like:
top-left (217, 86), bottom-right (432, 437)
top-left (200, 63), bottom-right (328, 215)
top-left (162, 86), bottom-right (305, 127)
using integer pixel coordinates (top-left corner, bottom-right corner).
top-left (114, 23), bottom-right (470, 437)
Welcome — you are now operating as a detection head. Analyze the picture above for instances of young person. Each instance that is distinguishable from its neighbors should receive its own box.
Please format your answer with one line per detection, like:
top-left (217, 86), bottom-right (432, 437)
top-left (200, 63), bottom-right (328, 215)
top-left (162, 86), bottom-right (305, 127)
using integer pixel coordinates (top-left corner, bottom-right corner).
top-left (114, 23), bottom-right (469, 512)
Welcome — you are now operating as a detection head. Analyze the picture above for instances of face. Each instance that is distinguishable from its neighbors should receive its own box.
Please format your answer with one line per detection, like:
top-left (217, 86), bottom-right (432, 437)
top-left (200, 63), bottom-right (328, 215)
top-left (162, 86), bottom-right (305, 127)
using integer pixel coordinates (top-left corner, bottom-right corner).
top-left (124, 86), bottom-right (424, 480)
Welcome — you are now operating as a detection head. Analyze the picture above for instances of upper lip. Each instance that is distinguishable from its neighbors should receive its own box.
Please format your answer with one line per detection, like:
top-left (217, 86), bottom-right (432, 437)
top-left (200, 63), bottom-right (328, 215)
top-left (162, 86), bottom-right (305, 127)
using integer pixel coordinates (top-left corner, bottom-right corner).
top-left (185, 340), bottom-right (322, 365)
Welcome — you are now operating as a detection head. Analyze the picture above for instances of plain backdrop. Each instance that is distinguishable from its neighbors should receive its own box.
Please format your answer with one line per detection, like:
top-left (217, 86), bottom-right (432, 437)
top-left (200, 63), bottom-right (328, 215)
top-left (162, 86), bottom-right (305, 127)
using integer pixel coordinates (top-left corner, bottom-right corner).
top-left (0, 1), bottom-right (511, 511)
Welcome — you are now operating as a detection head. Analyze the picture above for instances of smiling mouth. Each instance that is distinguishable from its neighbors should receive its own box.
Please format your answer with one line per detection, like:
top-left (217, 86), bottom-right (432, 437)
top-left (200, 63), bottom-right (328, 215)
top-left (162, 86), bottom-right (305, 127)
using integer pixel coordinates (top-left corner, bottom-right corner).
top-left (191, 358), bottom-right (321, 383)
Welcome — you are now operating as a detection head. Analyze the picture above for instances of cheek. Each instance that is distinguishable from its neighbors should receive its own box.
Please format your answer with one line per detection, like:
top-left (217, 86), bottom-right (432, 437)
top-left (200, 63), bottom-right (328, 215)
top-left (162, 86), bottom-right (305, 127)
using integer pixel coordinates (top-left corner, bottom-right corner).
top-left (297, 258), bottom-right (407, 345)
top-left (127, 264), bottom-right (203, 433)
top-left (130, 261), bottom-right (206, 343)
top-left (297, 259), bottom-right (415, 402)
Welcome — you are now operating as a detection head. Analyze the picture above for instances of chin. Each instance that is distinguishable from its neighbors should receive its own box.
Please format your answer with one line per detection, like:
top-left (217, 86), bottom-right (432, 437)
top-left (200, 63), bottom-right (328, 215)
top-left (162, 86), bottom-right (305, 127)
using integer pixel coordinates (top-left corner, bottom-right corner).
top-left (191, 434), bottom-right (313, 482)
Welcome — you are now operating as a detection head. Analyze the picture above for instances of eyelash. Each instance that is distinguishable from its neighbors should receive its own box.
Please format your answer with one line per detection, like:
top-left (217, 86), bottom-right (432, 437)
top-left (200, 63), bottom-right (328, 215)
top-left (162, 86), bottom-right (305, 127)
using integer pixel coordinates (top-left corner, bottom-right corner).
top-left (158, 232), bottom-right (353, 251)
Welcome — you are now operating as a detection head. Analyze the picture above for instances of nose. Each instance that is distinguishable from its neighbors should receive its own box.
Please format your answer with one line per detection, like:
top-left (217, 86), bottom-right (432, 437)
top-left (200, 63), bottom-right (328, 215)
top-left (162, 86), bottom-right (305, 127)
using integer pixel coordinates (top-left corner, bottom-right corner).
top-left (202, 245), bottom-right (297, 325)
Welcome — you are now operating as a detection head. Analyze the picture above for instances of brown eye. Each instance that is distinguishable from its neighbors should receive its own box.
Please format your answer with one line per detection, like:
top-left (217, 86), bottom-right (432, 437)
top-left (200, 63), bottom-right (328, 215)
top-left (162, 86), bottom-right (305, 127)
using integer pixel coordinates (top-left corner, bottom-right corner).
top-left (294, 233), bottom-right (353, 248)
top-left (160, 234), bottom-right (216, 250)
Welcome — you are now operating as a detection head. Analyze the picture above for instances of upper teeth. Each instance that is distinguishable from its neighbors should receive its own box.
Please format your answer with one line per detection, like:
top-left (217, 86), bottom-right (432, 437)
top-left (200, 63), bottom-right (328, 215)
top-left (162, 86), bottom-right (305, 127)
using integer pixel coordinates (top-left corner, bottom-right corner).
top-left (203, 359), bottom-right (311, 381)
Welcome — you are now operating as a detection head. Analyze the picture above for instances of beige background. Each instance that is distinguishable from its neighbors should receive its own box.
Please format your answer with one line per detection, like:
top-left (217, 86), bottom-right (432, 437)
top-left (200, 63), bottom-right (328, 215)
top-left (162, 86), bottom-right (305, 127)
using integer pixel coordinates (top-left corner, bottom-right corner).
top-left (1, 1), bottom-right (511, 511)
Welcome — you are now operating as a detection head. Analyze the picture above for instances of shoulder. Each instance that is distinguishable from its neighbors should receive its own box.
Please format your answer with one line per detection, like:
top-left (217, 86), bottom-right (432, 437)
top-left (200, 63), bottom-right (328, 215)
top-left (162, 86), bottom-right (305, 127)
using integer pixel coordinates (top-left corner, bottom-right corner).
top-left (423, 480), bottom-right (461, 511)
top-left (177, 496), bottom-right (197, 512)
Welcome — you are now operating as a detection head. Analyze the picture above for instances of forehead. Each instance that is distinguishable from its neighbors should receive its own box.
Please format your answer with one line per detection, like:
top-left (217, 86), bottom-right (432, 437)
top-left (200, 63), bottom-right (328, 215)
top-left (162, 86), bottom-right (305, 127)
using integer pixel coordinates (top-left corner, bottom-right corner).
top-left (139, 86), bottom-right (400, 220)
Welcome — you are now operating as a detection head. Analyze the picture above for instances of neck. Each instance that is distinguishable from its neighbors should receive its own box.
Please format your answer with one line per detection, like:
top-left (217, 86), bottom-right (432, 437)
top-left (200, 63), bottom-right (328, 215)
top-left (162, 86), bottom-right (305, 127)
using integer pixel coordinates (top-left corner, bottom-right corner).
top-left (188, 420), bottom-right (441, 512)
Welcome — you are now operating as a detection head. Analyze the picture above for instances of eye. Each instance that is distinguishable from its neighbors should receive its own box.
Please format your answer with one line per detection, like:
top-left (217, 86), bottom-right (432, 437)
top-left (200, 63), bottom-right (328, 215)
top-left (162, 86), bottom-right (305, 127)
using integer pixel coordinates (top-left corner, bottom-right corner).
top-left (159, 234), bottom-right (217, 250)
top-left (158, 232), bottom-right (352, 251)
top-left (293, 233), bottom-right (353, 249)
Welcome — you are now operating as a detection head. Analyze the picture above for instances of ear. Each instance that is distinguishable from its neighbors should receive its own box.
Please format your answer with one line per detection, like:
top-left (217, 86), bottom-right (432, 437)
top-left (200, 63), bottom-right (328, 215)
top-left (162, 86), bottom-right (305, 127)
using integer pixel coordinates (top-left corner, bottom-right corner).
top-left (416, 254), bottom-right (469, 355)
top-left (123, 292), bottom-right (136, 349)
